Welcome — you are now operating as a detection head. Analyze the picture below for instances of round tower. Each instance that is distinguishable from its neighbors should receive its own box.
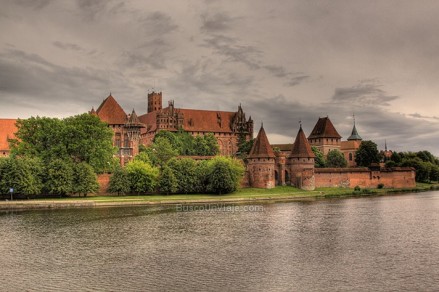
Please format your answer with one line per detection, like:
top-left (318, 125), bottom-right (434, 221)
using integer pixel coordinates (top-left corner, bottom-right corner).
top-left (288, 125), bottom-right (316, 190)
top-left (246, 124), bottom-right (276, 188)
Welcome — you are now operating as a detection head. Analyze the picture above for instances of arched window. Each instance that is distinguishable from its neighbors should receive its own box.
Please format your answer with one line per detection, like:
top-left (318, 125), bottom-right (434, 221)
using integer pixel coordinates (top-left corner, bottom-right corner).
top-left (349, 153), bottom-right (353, 161)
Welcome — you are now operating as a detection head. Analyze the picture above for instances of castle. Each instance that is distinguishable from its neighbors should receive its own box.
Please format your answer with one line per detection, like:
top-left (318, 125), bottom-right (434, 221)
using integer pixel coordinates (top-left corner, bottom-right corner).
top-left (0, 90), bottom-right (416, 190)
top-left (90, 91), bottom-right (253, 164)
top-left (243, 123), bottom-right (416, 190)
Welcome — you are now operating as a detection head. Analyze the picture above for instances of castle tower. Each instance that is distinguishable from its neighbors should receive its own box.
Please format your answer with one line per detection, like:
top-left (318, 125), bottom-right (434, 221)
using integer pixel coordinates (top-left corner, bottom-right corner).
top-left (148, 91), bottom-right (162, 113)
top-left (343, 116), bottom-right (363, 166)
top-left (124, 109), bottom-right (145, 157)
top-left (289, 124), bottom-right (316, 190)
top-left (308, 116), bottom-right (342, 155)
top-left (347, 116), bottom-right (362, 141)
top-left (246, 124), bottom-right (276, 188)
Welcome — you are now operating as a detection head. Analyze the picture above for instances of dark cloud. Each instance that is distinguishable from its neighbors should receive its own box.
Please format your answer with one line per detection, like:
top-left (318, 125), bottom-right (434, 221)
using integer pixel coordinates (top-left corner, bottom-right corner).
top-left (408, 113), bottom-right (439, 121)
top-left (53, 41), bottom-right (82, 52)
top-left (137, 11), bottom-right (178, 36)
top-left (202, 34), bottom-right (261, 69)
top-left (332, 80), bottom-right (399, 106)
top-left (201, 12), bottom-right (238, 32)
top-left (286, 75), bottom-right (310, 87)
top-left (0, 49), bottom-right (134, 115)
top-left (14, 0), bottom-right (53, 10)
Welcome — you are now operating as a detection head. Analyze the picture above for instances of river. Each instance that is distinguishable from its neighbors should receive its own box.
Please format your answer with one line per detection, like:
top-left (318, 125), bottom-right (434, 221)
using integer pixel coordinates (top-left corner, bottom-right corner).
top-left (1, 191), bottom-right (439, 291)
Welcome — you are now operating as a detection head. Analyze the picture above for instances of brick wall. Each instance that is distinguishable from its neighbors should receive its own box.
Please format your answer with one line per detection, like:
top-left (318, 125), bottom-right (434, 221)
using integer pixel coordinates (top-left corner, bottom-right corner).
top-left (97, 174), bottom-right (111, 194)
top-left (315, 167), bottom-right (416, 189)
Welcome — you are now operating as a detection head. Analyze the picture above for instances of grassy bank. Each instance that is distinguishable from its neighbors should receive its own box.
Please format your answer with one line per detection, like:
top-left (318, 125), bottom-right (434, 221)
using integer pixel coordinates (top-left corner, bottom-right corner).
top-left (1, 183), bottom-right (438, 211)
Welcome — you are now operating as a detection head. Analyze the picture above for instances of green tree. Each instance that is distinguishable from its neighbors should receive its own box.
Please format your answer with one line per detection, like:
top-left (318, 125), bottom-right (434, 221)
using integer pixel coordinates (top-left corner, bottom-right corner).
top-left (63, 113), bottom-right (115, 172)
top-left (202, 133), bottom-right (220, 156)
top-left (72, 162), bottom-right (99, 197)
top-left (355, 140), bottom-right (381, 167)
top-left (311, 146), bottom-right (326, 168)
top-left (206, 156), bottom-right (244, 194)
top-left (10, 117), bottom-right (67, 162)
top-left (430, 164), bottom-right (439, 182)
top-left (10, 114), bottom-right (115, 173)
top-left (108, 166), bottom-right (130, 195)
top-left (154, 131), bottom-right (183, 153)
top-left (125, 160), bottom-right (159, 194)
top-left (167, 157), bottom-right (198, 193)
top-left (149, 137), bottom-right (179, 167)
top-left (401, 157), bottom-right (430, 182)
top-left (158, 165), bottom-right (178, 195)
top-left (390, 151), bottom-right (402, 164)
top-left (44, 159), bottom-right (74, 196)
top-left (326, 149), bottom-right (347, 168)
top-left (194, 160), bottom-right (210, 193)
top-left (0, 157), bottom-right (43, 197)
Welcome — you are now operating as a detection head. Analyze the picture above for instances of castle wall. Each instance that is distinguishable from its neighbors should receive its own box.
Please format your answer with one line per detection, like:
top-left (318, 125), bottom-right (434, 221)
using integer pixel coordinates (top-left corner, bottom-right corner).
top-left (97, 173), bottom-right (111, 194)
top-left (247, 158), bottom-right (276, 188)
top-left (314, 167), bottom-right (416, 189)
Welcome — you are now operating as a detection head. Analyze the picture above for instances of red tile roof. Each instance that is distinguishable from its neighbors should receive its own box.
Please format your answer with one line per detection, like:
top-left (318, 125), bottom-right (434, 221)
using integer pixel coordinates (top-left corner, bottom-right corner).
top-left (139, 107), bottom-right (236, 133)
top-left (138, 111), bottom-right (158, 133)
top-left (180, 108), bottom-right (234, 133)
top-left (290, 126), bottom-right (315, 158)
top-left (96, 94), bottom-right (127, 125)
top-left (308, 117), bottom-right (342, 139)
top-left (248, 125), bottom-right (275, 158)
top-left (0, 119), bottom-right (17, 151)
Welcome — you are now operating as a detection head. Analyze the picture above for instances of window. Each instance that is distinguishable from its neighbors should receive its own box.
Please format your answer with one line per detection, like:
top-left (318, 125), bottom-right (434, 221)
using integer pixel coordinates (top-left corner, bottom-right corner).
top-left (349, 153), bottom-right (353, 161)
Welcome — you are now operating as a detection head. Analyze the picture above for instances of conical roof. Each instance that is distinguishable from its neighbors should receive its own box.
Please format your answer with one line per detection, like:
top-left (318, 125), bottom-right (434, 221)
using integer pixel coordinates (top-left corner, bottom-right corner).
top-left (291, 125), bottom-right (315, 158)
top-left (96, 94), bottom-right (127, 124)
top-left (308, 117), bottom-right (342, 139)
top-left (248, 124), bottom-right (275, 158)
top-left (126, 109), bottom-right (144, 128)
top-left (347, 123), bottom-right (362, 141)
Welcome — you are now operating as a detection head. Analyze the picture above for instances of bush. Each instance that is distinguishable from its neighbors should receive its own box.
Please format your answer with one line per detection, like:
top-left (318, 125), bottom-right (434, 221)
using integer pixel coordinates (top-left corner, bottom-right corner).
top-left (206, 156), bottom-right (244, 195)
top-left (354, 185), bottom-right (361, 191)
top-left (125, 160), bottom-right (159, 194)
top-left (108, 167), bottom-right (130, 195)
top-left (377, 183), bottom-right (384, 189)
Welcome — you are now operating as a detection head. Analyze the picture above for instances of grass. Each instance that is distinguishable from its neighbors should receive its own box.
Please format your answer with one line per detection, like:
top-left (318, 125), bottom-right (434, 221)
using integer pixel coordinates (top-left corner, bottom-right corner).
top-left (5, 183), bottom-right (439, 206)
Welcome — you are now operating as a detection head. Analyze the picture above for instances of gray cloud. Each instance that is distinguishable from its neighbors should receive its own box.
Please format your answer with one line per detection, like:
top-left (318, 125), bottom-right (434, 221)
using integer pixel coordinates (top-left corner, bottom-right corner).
top-left (137, 11), bottom-right (178, 36)
top-left (53, 41), bottom-right (82, 52)
top-left (201, 12), bottom-right (238, 33)
top-left (1, 1), bottom-right (439, 155)
top-left (332, 80), bottom-right (399, 107)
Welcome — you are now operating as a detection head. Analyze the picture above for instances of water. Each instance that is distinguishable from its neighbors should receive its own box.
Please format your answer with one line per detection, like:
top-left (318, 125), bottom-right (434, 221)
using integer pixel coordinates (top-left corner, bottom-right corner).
top-left (1, 192), bottom-right (439, 291)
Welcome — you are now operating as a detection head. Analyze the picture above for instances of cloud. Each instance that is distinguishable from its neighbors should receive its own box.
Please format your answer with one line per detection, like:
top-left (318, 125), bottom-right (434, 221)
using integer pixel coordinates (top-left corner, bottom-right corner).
top-left (286, 75), bottom-right (310, 87)
top-left (332, 79), bottom-right (399, 106)
top-left (202, 34), bottom-right (261, 69)
top-left (14, 0), bottom-right (53, 10)
top-left (201, 12), bottom-right (238, 33)
top-left (53, 41), bottom-right (82, 52)
top-left (137, 11), bottom-right (178, 36)
top-left (0, 49), bottom-right (133, 115)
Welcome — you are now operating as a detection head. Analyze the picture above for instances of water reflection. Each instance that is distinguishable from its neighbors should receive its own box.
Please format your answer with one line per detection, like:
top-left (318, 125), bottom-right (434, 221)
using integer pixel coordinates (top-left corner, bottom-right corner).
top-left (1, 192), bottom-right (439, 291)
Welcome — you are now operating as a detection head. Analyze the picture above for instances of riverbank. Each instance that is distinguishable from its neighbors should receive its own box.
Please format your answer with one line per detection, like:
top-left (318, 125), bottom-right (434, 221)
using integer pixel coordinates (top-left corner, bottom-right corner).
top-left (1, 183), bottom-right (438, 211)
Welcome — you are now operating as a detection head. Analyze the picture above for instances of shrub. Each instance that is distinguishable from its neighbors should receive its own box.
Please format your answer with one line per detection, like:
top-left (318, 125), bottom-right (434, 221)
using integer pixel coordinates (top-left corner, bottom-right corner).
top-left (377, 183), bottom-right (384, 189)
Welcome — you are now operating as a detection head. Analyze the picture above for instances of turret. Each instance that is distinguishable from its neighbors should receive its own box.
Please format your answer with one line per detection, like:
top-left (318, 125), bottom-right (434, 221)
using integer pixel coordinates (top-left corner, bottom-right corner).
top-left (246, 124), bottom-right (276, 188)
top-left (289, 124), bottom-right (315, 190)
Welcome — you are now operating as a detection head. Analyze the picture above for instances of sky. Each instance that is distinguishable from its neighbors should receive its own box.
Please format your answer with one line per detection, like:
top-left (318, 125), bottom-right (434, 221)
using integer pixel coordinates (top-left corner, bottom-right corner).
top-left (1, 0), bottom-right (438, 155)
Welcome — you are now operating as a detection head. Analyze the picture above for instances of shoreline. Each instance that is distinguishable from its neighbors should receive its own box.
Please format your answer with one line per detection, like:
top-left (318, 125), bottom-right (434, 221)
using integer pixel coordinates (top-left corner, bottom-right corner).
top-left (1, 184), bottom-right (438, 211)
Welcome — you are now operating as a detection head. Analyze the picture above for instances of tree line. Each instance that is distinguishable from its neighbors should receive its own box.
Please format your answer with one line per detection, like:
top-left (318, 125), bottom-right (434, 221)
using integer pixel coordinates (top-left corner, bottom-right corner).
top-left (385, 150), bottom-right (439, 183)
top-left (108, 155), bottom-right (244, 195)
top-left (0, 115), bottom-right (244, 197)
top-left (310, 140), bottom-right (439, 183)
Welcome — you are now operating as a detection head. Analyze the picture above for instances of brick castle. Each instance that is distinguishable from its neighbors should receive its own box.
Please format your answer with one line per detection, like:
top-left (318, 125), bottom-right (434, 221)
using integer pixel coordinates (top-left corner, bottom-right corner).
top-left (0, 91), bottom-right (415, 190)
